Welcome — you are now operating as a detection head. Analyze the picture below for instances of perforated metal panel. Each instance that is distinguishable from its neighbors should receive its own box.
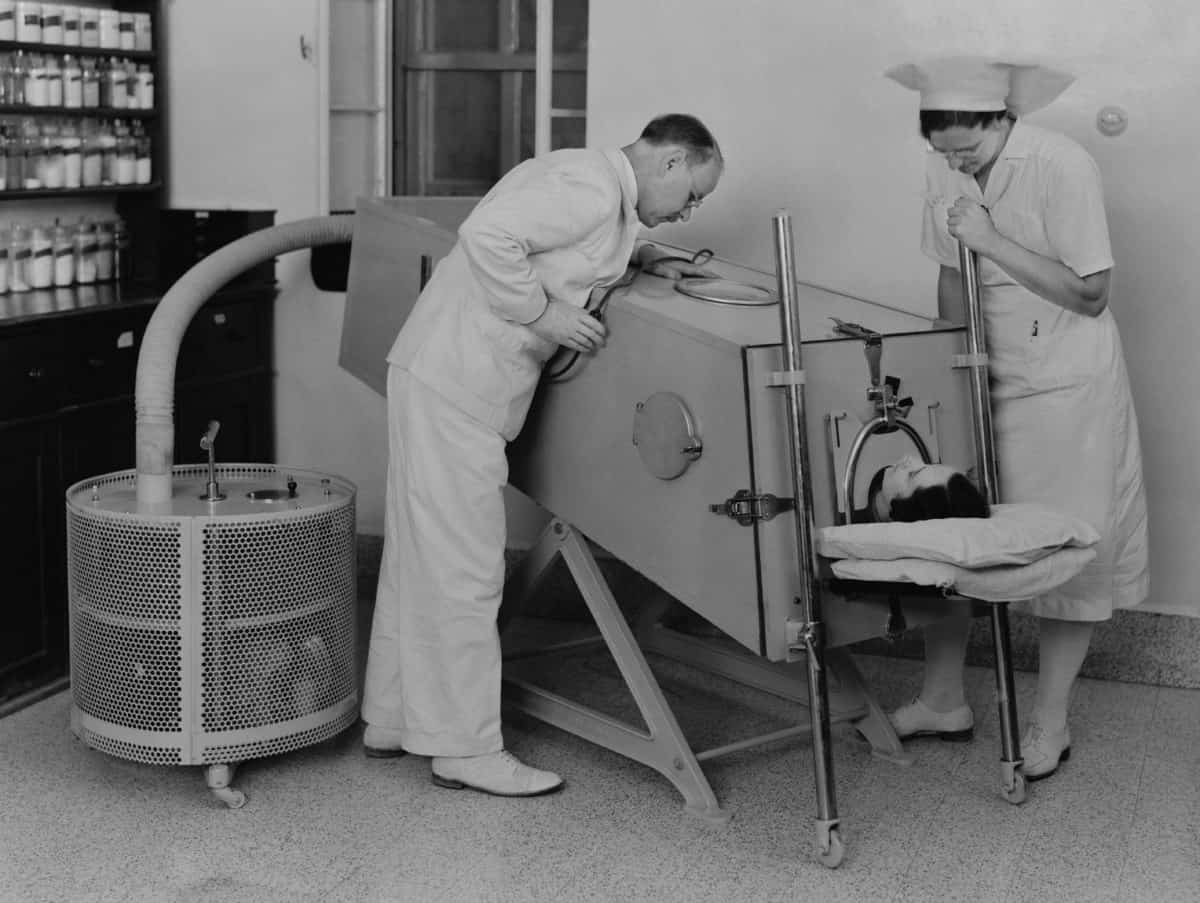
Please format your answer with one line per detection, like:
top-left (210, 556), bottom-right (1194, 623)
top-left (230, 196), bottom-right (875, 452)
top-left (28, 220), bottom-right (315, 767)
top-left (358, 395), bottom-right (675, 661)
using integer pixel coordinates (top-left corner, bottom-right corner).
top-left (66, 464), bottom-right (359, 768)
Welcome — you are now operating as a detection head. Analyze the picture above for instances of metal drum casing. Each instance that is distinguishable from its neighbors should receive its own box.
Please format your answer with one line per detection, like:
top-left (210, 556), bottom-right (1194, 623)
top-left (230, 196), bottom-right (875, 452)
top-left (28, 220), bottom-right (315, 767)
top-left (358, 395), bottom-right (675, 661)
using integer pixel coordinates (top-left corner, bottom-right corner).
top-left (66, 464), bottom-right (358, 766)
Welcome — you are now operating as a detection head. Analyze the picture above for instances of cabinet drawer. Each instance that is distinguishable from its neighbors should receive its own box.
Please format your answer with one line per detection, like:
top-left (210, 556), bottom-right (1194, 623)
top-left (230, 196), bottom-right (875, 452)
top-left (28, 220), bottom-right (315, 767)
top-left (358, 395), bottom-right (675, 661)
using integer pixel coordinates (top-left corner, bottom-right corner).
top-left (60, 309), bottom-right (152, 405)
top-left (178, 300), bottom-right (266, 382)
top-left (0, 329), bottom-right (61, 420)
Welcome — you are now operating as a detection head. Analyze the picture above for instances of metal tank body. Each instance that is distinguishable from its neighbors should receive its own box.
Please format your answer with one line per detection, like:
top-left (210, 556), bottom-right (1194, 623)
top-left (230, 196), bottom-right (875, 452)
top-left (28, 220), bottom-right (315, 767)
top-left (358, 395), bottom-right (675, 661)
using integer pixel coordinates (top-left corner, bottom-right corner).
top-left (508, 253), bottom-right (977, 661)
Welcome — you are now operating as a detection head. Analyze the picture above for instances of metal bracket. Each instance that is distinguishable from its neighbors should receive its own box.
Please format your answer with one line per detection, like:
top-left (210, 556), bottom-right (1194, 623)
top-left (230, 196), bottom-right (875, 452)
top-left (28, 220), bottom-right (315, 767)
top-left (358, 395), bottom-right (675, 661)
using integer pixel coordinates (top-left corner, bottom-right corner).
top-left (953, 351), bottom-right (990, 368)
top-left (709, 489), bottom-right (794, 526)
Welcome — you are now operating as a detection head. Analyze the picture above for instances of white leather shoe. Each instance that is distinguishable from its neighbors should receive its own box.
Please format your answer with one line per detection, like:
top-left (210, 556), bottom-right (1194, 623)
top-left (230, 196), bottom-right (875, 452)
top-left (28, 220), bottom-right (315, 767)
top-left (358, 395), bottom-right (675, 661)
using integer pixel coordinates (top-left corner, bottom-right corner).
top-left (431, 750), bottom-right (564, 797)
top-left (888, 697), bottom-right (975, 742)
top-left (1021, 722), bottom-right (1071, 781)
top-left (362, 724), bottom-right (407, 759)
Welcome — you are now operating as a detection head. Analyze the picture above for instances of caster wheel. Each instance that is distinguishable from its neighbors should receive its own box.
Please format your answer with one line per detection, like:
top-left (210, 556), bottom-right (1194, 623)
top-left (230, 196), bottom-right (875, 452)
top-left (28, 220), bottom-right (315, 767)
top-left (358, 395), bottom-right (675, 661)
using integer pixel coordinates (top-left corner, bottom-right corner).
top-left (817, 828), bottom-right (845, 868)
top-left (213, 787), bottom-right (247, 809)
top-left (1002, 772), bottom-right (1027, 805)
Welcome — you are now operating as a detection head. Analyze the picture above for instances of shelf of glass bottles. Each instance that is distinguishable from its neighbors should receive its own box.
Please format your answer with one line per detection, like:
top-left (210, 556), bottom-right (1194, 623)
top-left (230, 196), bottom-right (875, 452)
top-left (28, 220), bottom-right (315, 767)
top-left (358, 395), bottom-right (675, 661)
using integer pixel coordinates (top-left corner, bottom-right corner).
top-left (0, 50), bottom-right (154, 113)
top-left (1, 216), bottom-right (130, 296)
top-left (0, 115), bottom-right (153, 192)
top-left (0, 42), bottom-right (154, 62)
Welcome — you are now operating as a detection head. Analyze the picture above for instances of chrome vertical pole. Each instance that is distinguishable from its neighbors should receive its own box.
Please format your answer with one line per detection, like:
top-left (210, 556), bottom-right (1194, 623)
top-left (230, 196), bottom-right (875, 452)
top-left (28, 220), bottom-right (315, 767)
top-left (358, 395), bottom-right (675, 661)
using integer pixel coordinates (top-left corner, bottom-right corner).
top-left (957, 240), bottom-right (1025, 802)
top-left (773, 211), bottom-right (842, 865)
top-left (957, 242), bottom-right (999, 504)
top-left (533, 0), bottom-right (553, 157)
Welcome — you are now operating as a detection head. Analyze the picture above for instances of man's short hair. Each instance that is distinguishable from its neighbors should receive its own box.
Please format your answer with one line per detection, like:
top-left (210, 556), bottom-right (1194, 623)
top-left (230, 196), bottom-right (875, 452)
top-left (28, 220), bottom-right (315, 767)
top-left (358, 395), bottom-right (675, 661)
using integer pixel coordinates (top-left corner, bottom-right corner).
top-left (640, 113), bottom-right (721, 166)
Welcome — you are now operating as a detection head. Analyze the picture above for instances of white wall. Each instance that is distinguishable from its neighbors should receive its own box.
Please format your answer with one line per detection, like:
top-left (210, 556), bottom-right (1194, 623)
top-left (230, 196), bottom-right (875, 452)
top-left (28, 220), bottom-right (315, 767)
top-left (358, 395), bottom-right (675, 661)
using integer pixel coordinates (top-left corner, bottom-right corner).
top-left (588, 0), bottom-right (1200, 616)
top-left (165, 0), bottom-right (390, 534)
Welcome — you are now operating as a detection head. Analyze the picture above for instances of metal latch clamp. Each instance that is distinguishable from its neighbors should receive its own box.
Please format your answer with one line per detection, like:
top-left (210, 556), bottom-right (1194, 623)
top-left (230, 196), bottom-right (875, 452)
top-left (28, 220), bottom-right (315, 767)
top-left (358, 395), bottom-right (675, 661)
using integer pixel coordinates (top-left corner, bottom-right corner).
top-left (710, 489), bottom-right (795, 525)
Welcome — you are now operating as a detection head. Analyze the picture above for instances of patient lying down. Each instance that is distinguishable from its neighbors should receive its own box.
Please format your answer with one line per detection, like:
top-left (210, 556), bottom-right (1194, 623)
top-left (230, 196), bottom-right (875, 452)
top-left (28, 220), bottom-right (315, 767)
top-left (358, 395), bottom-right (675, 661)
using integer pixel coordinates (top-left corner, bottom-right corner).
top-left (866, 455), bottom-right (990, 523)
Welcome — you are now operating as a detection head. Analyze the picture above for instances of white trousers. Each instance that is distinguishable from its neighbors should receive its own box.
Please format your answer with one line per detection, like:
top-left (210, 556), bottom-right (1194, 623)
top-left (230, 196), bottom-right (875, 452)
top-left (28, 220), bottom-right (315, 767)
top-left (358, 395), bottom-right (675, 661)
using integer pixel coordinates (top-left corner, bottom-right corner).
top-left (361, 367), bottom-right (508, 756)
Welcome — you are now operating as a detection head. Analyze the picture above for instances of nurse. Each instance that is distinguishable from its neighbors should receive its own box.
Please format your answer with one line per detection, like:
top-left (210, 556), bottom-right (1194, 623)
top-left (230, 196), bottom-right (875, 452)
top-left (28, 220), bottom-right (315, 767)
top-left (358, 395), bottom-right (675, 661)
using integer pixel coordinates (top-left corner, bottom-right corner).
top-left (884, 58), bottom-right (1149, 779)
top-left (361, 114), bottom-right (724, 796)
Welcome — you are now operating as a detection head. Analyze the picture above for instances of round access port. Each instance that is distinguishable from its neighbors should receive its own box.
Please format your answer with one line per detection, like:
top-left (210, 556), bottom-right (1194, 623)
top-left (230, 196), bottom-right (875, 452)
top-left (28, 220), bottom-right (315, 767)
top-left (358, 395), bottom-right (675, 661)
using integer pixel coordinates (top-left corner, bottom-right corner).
top-left (246, 489), bottom-right (292, 502)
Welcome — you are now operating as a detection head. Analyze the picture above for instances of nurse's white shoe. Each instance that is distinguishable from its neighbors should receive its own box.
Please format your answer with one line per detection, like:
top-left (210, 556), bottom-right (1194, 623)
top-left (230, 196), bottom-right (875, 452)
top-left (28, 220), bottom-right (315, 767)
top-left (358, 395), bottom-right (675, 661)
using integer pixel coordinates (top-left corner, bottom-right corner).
top-left (1021, 722), bottom-right (1071, 781)
top-left (888, 697), bottom-right (975, 742)
top-left (431, 750), bottom-right (564, 797)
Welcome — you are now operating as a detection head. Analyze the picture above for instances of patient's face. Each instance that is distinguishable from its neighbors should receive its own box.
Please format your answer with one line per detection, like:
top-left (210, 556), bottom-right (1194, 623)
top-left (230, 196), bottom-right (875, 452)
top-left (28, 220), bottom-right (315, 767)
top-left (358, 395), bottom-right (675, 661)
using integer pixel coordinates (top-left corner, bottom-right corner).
top-left (872, 455), bottom-right (961, 522)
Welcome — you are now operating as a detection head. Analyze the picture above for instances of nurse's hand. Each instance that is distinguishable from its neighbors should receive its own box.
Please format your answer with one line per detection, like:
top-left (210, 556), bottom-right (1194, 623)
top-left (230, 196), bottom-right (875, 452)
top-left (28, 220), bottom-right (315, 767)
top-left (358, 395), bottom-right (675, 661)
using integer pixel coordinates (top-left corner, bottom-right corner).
top-left (529, 300), bottom-right (608, 352)
top-left (947, 198), bottom-right (999, 254)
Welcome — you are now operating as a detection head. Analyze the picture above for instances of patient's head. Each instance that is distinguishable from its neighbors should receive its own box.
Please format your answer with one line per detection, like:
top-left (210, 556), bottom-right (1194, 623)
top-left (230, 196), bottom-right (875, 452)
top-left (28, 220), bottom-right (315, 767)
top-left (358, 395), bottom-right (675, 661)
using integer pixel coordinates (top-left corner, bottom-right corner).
top-left (867, 455), bottom-right (990, 523)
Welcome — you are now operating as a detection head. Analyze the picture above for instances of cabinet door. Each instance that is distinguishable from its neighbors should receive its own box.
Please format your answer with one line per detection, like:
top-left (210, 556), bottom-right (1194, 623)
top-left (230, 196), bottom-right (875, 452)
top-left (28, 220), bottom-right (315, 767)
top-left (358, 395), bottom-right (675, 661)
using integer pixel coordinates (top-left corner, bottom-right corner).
top-left (59, 400), bottom-right (137, 490)
top-left (0, 421), bottom-right (65, 704)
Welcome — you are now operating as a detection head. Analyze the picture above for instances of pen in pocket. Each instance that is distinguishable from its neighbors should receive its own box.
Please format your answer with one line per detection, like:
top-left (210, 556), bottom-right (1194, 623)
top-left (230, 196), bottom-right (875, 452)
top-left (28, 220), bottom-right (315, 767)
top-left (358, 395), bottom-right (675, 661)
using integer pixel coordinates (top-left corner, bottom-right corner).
top-left (1031, 320), bottom-right (1039, 337)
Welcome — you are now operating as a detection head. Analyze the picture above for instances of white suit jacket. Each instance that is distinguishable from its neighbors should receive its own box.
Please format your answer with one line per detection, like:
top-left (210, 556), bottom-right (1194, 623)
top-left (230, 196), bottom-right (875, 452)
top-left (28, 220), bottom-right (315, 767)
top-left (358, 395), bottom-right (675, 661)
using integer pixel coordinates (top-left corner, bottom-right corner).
top-left (388, 148), bottom-right (642, 440)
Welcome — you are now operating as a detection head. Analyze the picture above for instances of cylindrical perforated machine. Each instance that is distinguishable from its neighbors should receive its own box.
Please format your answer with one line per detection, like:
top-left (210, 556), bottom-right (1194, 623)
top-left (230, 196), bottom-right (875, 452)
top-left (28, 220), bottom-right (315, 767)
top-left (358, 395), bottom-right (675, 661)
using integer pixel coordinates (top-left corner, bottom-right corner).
top-left (66, 463), bottom-right (358, 806)
top-left (65, 214), bottom-right (360, 807)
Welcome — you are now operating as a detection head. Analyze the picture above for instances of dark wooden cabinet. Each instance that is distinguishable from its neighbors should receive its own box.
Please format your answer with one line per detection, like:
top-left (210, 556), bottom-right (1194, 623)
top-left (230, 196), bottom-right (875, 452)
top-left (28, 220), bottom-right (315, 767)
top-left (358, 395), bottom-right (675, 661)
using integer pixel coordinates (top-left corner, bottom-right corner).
top-left (0, 419), bottom-right (62, 699)
top-left (0, 287), bottom-right (275, 712)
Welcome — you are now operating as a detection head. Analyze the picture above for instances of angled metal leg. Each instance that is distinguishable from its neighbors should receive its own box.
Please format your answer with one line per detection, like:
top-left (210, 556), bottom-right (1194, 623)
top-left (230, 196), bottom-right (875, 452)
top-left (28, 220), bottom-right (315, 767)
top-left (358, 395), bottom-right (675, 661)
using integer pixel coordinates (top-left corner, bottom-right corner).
top-left (988, 601), bottom-right (1027, 804)
top-left (502, 519), bottom-right (729, 823)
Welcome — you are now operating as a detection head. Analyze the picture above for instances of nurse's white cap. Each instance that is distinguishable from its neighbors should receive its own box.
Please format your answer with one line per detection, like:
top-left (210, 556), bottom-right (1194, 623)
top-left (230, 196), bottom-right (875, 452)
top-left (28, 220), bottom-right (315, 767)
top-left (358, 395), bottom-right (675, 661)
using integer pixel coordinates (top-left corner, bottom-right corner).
top-left (884, 56), bottom-right (1075, 115)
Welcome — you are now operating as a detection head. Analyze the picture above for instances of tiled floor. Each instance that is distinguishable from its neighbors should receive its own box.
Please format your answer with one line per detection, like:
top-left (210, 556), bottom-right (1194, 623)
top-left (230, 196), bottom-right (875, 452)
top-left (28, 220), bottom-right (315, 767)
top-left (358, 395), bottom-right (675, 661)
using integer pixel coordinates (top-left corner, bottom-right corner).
top-left (3, 620), bottom-right (1199, 903)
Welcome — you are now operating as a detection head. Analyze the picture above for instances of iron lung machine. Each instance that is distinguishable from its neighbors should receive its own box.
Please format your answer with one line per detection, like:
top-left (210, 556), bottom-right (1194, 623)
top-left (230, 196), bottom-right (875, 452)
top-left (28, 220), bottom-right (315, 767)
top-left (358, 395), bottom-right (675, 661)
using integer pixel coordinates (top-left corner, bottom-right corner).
top-left (508, 257), bottom-right (975, 661)
top-left (340, 199), bottom-right (1022, 869)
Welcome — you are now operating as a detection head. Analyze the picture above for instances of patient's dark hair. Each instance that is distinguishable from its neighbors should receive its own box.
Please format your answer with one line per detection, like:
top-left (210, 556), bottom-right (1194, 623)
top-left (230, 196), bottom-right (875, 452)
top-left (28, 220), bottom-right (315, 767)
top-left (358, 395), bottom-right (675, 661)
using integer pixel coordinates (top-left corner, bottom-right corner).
top-left (867, 465), bottom-right (990, 522)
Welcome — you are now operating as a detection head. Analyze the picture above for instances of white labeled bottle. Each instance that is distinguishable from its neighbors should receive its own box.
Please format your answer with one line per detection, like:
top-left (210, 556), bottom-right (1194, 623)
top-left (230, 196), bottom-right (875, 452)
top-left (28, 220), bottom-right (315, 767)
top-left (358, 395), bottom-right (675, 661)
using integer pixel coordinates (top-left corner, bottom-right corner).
top-left (132, 121), bottom-right (151, 184)
top-left (29, 223), bottom-right (53, 289)
top-left (61, 2), bottom-right (78, 46)
top-left (80, 120), bottom-right (102, 186)
top-left (39, 123), bottom-right (64, 189)
top-left (81, 57), bottom-right (99, 108)
top-left (0, 1), bottom-right (15, 41)
top-left (97, 119), bottom-right (117, 184)
top-left (114, 120), bottom-right (134, 185)
top-left (24, 52), bottom-right (47, 107)
top-left (52, 220), bottom-right (73, 287)
top-left (41, 3), bottom-right (62, 44)
top-left (44, 55), bottom-right (62, 107)
top-left (135, 64), bottom-right (154, 110)
top-left (9, 224), bottom-right (31, 293)
top-left (95, 219), bottom-right (114, 281)
top-left (74, 219), bottom-right (97, 284)
top-left (62, 54), bottom-right (82, 108)
top-left (60, 120), bottom-right (80, 187)
top-left (21, 120), bottom-right (42, 188)
top-left (79, 6), bottom-right (98, 47)
top-left (15, 1), bottom-right (41, 43)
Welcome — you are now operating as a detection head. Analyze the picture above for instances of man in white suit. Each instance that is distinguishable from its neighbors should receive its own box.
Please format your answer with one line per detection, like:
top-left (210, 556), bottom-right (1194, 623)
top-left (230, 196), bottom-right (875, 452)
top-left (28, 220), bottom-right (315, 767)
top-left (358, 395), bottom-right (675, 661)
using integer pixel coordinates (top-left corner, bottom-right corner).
top-left (362, 114), bottom-right (724, 796)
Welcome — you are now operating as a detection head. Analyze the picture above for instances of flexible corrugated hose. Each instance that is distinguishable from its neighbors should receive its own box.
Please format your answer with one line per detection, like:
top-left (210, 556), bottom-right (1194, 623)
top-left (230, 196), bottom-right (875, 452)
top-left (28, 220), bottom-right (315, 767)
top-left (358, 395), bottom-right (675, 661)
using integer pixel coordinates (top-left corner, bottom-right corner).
top-left (135, 214), bottom-right (356, 508)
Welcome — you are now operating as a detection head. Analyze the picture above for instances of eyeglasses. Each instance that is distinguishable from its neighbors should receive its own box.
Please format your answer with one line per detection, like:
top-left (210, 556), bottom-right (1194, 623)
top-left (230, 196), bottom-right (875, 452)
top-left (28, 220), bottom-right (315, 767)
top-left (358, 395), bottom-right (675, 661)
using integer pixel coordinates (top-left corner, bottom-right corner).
top-left (926, 140), bottom-right (984, 161)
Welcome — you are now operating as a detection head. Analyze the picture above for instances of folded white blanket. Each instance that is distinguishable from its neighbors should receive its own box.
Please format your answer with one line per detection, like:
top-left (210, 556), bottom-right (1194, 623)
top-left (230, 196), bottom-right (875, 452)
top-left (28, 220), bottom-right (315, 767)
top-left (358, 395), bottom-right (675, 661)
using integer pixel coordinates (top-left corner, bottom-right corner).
top-left (817, 503), bottom-right (1100, 568)
top-left (828, 546), bottom-right (1097, 602)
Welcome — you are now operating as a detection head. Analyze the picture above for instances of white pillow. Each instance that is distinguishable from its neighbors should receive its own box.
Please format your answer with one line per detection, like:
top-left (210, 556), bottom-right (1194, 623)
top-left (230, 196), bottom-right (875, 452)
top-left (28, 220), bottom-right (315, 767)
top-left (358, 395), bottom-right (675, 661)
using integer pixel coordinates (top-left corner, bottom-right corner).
top-left (817, 503), bottom-right (1100, 569)
top-left (828, 547), bottom-right (1097, 603)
